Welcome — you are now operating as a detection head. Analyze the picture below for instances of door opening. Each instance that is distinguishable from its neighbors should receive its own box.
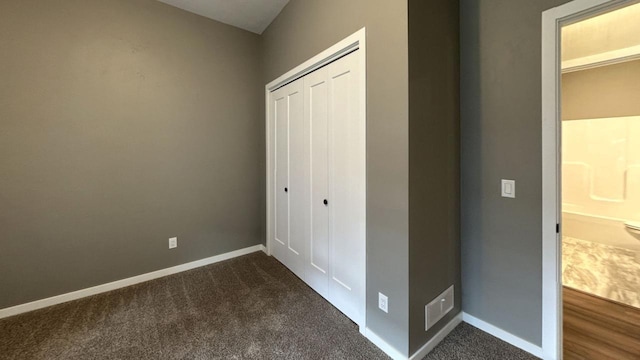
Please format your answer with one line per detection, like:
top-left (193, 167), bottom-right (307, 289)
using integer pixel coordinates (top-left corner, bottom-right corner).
top-left (561, 3), bottom-right (640, 358)
top-left (542, 1), bottom-right (640, 359)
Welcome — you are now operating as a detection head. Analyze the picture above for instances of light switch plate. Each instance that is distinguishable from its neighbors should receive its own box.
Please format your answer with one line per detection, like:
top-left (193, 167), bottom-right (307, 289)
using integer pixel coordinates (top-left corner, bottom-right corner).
top-left (501, 179), bottom-right (515, 198)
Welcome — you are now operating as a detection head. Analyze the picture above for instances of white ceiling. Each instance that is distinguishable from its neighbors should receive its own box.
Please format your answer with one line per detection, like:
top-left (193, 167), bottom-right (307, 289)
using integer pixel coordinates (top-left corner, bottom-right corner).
top-left (157, 0), bottom-right (290, 34)
top-left (562, 2), bottom-right (640, 61)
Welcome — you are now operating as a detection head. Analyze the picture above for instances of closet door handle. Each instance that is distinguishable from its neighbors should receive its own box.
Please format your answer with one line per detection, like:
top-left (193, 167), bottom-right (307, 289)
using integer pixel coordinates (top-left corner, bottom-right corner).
top-left (284, 187), bottom-right (288, 193)
top-left (323, 199), bottom-right (328, 206)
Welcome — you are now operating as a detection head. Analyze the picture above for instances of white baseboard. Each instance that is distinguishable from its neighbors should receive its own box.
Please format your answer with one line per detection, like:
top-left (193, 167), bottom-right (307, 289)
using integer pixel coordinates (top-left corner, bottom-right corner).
top-left (364, 312), bottom-right (462, 360)
top-left (364, 328), bottom-right (407, 360)
top-left (409, 312), bottom-right (462, 360)
top-left (0, 244), bottom-right (266, 320)
top-left (462, 312), bottom-right (543, 358)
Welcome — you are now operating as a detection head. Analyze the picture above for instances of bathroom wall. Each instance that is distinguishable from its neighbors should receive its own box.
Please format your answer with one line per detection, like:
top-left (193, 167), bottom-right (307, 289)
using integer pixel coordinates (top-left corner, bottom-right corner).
top-left (561, 59), bottom-right (640, 251)
top-left (562, 116), bottom-right (640, 223)
top-left (561, 2), bottom-right (640, 63)
top-left (563, 60), bottom-right (640, 120)
top-left (561, 116), bottom-right (640, 251)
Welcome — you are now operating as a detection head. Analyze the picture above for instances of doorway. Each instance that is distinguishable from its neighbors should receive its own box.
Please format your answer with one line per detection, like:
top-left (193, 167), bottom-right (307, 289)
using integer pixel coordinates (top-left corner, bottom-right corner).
top-left (542, 1), bottom-right (640, 359)
top-left (561, 3), bottom-right (640, 358)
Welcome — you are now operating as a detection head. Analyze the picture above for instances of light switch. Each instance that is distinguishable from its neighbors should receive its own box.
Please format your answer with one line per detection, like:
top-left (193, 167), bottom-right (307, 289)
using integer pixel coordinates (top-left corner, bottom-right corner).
top-left (501, 179), bottom-right (515, 198)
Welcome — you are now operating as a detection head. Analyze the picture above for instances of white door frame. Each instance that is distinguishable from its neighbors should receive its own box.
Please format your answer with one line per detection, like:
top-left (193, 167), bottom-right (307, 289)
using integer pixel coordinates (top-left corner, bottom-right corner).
top-left (265, 28), bottom-right (367, 330)
top-left (541, 1), bottom-right (633, 358)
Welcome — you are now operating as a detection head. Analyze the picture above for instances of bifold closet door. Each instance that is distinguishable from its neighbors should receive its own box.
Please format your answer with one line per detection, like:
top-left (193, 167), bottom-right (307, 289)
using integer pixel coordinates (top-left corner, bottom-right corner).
top-left (304, 66), bottom-right (330, 298)
top-left (270, 79), bottom-right (306, 279)
top-left (304, 50), bottom-right (364, 323)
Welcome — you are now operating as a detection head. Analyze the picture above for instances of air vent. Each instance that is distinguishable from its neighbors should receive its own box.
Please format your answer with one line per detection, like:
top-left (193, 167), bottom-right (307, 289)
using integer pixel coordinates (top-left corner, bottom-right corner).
top-left (425, 285), bottom-right (454, 331)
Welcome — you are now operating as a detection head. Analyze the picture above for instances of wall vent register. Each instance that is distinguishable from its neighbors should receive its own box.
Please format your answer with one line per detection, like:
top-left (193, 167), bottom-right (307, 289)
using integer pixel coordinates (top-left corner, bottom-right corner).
top-left (425, 285), bottom-right (454, 331)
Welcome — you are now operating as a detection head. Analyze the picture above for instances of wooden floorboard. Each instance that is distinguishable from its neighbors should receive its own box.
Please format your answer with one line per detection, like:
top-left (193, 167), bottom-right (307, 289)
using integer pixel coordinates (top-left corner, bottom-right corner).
top-left (563, 287), bottom-right (640, 360)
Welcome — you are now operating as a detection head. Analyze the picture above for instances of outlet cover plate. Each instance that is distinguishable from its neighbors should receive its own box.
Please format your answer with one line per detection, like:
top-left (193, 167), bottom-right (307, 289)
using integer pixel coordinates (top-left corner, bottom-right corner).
top-left (169, 237), bottom-right (178, 249)
top-left (378, 292), bottom-right (388, 313)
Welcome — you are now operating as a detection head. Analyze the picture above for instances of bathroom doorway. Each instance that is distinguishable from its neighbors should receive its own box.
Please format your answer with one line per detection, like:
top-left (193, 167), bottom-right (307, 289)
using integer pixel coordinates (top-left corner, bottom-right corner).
top-left (560, 2), bottom-right (640, 358)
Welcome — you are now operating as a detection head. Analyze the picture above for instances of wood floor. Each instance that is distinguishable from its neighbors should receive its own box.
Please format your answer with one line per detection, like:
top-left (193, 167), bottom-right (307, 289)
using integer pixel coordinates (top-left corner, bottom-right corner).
top-left (563, 286), bottom-right (640, 359)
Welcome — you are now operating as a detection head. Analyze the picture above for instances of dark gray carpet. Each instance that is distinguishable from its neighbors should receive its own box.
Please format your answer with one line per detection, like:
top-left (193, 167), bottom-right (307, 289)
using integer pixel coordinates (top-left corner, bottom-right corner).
top-left (0, 252), bottom-right (536, 359)
top-left (423, 323), bottom-right (538, 360)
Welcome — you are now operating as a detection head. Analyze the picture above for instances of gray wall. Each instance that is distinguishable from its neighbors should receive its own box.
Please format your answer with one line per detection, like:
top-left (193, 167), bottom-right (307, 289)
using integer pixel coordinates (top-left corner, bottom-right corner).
top-left (262, 0), bottom-right (410, 354)
top-left (563, 60), bottom-right (640, 120)
top-left (0, 0), bottom-right (263, 309)
top-left (408, 0), bottom-right (461, 354)
top-left (460, 0), bottom-right (569, 345)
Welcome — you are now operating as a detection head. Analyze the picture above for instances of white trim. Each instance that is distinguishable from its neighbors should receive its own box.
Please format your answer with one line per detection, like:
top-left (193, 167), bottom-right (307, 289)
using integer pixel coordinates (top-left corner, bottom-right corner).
top-left (364, 327), bottom-right (407, 360)
top-left (265, 28), bottom-right (365, 91)
top-left (357, 31), bottom-right (368, 334)
top-left (265, 83), bottom-right (273, 258)
top-left (265, 28), bottom-right (367, 330)
top-left (542, 1), bottom-right (628, 359)
top-left (0, 244), bottom-right (266, 320)
top-left (409, 313), bottom-right (462, 360)
top-left (562, 44), bottom-right (640, 73)
top-left (363, 313), bottom-right (462, 360)
top-left (462, 313), bottom-right (543, 358)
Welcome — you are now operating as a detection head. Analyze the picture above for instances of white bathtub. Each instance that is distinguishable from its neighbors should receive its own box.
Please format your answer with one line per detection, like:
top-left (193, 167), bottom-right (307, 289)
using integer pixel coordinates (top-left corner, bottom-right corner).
top-left (562, 211), bottom-right (640, 251)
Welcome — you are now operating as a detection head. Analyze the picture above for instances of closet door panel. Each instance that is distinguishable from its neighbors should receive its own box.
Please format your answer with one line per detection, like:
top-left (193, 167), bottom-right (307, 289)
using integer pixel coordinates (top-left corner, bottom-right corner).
top-left (270, 79), bottom-right (304, 278)
top-left (327, 52), bottom-right (364, 321)
top-left (305, 72), bottom-right (330, 297)
top-left (288, 84), bottom-right (305, 276)
top-left (273, 93), bottom-right (289, 251)
top-left (270, 49), bottom-right (364, 326)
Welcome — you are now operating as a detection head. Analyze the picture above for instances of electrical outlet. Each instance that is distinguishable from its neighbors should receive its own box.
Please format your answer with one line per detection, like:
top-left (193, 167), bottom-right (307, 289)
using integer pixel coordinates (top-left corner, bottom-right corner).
top-left (378, 292), bottom-right (388, 313)
top-left (169, 237), bottom-right (178, 249)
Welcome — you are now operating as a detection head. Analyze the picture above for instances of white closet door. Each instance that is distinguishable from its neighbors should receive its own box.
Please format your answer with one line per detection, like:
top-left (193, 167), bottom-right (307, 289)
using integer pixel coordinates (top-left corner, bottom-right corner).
top-left (326, 51), bottom-right (364, 323)
top-left (304, 67), bottom-right (330, 298)
top-left (304, 50), bottom-right (364, 323)
top-left (269, 49), bottom-right (364, 326)
top-left (270, 79), bottom-right (305, 279)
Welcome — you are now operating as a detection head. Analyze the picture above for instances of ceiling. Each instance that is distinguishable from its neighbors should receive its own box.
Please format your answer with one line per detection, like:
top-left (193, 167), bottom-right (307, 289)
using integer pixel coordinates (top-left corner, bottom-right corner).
top-left (562, 2), bottom-right (640, 61)
top-left (156, 0), bottom-right (290, 34)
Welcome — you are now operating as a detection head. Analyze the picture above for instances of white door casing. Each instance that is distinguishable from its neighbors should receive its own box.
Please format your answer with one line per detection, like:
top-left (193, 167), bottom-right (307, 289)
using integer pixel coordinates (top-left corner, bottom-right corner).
top-left (541, 1), bottom-right (630, 359)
